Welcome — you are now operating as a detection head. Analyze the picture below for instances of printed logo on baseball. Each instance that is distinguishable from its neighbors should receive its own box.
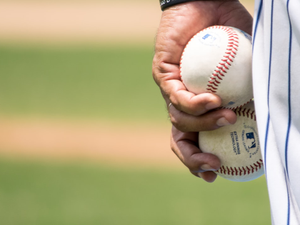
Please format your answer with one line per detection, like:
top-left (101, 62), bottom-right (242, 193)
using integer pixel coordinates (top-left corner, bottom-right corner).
top-left (198, 101), bottom-right (264, 182)
top-left (180, 25), bottom-right (253, 108)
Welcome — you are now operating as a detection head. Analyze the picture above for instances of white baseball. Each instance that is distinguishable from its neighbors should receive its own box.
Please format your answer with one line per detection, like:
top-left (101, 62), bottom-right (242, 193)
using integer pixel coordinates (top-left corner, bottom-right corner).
top-left (180, 25), bottom-right (253, 108)
top-left (198, 101), bottom-right (264, 182)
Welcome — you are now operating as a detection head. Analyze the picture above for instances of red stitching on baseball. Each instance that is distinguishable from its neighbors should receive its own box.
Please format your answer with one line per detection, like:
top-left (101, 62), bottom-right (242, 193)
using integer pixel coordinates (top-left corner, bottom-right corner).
top-left (209, 79), bottom-right (220, 85)
top-left (208, 83), bottom-right (219, 89)
top-left (207, 85), bottom-right (217, 90)
top-left (206, 26), bottom-right (239, 94)
top-left (217, 159), bottom-right (263, 176)
top-left (214, 73), bottom-right (223, 80)
top-left (233, 105), bottom-right (256, 121)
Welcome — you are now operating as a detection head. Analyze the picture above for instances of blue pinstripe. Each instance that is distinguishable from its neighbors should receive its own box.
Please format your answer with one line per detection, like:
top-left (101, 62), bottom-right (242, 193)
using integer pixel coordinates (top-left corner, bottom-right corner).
top-left (265, 0), bottom-right (273, 180)
top-left (285, 0), bottom-right (292, 180)
top-left (252, 0), bottom-right (263, 48)
top-left (285, 0), bottom-right (292, 223)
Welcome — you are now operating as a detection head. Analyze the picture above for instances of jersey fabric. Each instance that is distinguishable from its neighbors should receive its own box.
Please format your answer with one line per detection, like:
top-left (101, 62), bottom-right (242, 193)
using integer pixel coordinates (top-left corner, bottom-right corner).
top-left (252, 0), bottom-right (300, 224)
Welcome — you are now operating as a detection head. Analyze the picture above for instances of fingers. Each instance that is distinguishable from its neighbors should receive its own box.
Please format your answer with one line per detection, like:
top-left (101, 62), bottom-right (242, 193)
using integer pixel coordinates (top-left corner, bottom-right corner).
top-left (171, 126), bottom-right (221, 183)
top-left (169, 87), bottom-right (222, 116)
top-left (153, 69), bottom-right (222, 117)
top-left (153, 55), bottom-right (227, 118)
top-left (169, 102), bottom-right (237, 132)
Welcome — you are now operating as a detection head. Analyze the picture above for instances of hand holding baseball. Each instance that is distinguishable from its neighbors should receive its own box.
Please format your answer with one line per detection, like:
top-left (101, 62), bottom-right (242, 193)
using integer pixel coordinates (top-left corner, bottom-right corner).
top-left (152, 1), bottom-right (253, 182)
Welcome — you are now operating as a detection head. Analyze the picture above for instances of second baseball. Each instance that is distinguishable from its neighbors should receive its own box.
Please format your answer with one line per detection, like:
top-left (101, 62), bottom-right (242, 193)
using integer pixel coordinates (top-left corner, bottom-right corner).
top-left (180, 25), bottom-right (253, 108)
top-left (198, 101), bottom-right (264, 182)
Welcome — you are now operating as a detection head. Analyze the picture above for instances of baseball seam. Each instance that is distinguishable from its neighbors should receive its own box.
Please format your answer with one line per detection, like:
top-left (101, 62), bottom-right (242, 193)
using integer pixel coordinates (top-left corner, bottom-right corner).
top-left (217, 159), bottom-right (263, 176)
top-left (206, 26), bottom-right (239, 94)
top-left (233, 105), bottom-right (256, 121)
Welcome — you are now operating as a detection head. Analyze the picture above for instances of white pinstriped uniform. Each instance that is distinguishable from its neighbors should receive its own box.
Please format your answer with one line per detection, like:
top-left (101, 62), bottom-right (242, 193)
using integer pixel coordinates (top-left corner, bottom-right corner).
top-left (252, 0), bottom-right (300, 224)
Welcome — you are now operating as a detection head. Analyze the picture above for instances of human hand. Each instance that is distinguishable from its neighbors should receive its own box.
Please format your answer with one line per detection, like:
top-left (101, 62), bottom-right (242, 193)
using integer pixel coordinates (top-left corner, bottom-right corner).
top-left (152, 1), bottom-right (253, 182)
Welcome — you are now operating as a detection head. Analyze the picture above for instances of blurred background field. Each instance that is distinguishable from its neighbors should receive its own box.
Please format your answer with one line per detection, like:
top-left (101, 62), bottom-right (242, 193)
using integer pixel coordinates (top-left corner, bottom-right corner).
top-left (0, 0), bottom-right (271, 225)
top-left (0, 158), bottom-right (269, 225)
top-left (0, 45), bottom-right (165, 120)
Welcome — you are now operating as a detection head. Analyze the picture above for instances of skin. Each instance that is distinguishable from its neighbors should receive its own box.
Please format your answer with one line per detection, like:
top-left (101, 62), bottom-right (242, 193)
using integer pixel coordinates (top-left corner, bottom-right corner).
top-left (152, 0), bottom-right (253, 182)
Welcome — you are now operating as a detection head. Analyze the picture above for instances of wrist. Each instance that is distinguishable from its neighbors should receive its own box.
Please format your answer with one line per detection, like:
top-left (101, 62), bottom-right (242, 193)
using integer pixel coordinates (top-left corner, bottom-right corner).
top-left (160, 0), bottom-right (197, 11)
top-left (160, 0), bottom-right (238, 11)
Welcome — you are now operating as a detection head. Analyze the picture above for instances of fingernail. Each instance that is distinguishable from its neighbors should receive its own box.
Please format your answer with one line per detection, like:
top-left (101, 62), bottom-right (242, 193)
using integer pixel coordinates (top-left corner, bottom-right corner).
top-left (216, 117), bottom-right (231, 127)
top-left (200, 164), bottom-right (218, 171)
top-left (205, 102), bottom-right (220, 111)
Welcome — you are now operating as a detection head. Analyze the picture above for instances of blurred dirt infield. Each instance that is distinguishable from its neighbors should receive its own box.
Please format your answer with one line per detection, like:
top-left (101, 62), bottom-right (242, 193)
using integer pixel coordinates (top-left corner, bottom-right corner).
top-left (0, 118), bottom-right (179, 168)
top-left (0, 1), bottom-right (254, 167)
top-left (0, 1), bottom-right (253, 45)
top-left (0, 1), bottom-right (161, 45)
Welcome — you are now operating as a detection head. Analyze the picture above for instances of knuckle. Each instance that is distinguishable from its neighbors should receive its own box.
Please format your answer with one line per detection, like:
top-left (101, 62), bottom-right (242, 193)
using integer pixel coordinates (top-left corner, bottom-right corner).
top-left (169, 114), bottom-right (189, 132)
top-left (169, 113), bottom-right (179, 127)
top-left (187, 106), bottom-right (203, 116)
top-left (152, 58), bottom-right (164, 84)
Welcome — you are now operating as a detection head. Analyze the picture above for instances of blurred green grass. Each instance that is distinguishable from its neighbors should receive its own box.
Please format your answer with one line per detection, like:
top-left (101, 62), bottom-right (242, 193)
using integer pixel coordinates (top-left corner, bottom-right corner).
top-left (0, 158), bottom-right (270, 225)
top-left (0, 45), bottom-right (167, 122)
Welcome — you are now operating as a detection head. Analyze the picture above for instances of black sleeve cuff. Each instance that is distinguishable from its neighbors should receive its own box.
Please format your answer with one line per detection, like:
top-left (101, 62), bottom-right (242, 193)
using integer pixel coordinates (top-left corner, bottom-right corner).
top-left (160, 0), bottom-right (197, 11)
